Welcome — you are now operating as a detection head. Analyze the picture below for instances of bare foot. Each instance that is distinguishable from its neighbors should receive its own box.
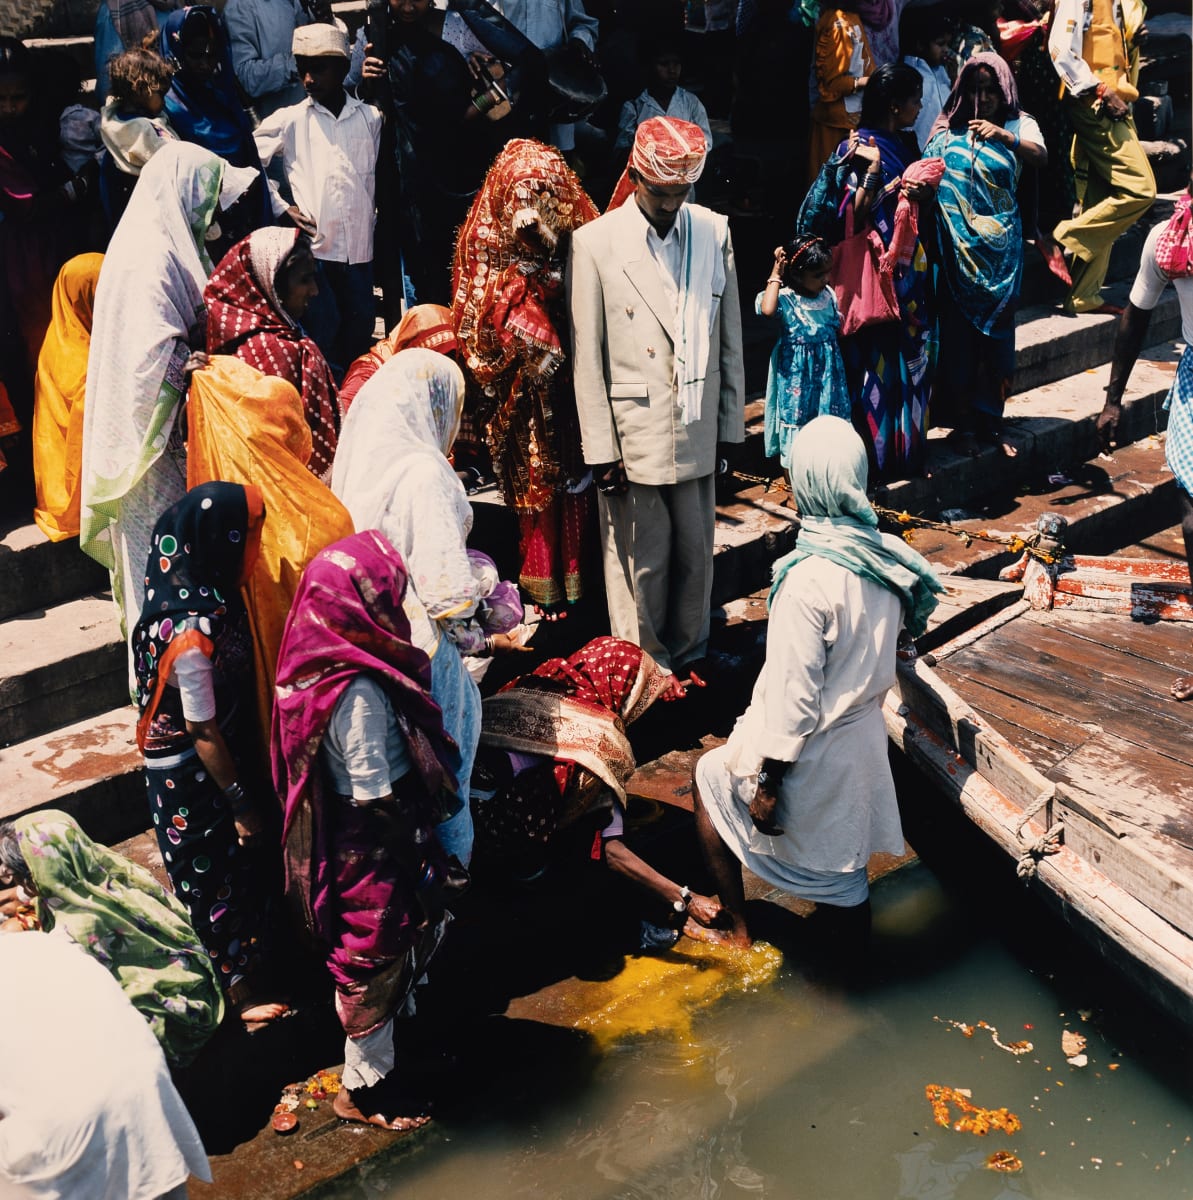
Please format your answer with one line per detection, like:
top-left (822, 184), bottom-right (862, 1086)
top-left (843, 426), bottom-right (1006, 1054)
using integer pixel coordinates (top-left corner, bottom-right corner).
top-left (333, 1087), bottom-right (431, 1132)
top-left (681, 916), bottom-right (752, 949)
top-left (1172, 675), bottom-right (1193, 701)
top-left (239, 1000), bottom-right (289, 1026)
top-left (532, 603), bottom-right (567, 622)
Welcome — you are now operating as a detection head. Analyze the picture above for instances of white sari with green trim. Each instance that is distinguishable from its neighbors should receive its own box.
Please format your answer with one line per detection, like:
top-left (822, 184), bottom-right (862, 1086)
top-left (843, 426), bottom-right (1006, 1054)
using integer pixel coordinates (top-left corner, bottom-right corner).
top-left (80, 142), bottom-right (223, 651)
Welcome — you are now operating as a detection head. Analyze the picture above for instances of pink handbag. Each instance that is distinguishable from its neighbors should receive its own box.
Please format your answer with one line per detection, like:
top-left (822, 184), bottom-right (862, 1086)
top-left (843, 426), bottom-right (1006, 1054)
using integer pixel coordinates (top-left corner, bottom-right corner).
top-left (1155, 195), bottom-right (1193, 279)
top-left (830, 204), bottom-right (900, 337)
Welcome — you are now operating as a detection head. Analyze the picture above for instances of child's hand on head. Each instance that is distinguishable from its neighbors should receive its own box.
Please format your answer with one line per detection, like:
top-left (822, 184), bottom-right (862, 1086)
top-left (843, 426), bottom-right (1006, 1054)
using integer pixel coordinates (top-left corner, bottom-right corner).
top-left (772, 245), bottom-right (787, 272)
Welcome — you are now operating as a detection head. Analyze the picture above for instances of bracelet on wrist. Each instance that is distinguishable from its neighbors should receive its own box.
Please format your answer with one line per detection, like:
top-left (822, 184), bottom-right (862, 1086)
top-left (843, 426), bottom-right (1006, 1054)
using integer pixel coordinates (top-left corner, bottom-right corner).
top-left (672, 884), bottom-right (692, 913)
top-left (766, 276), bottom-right (783, 285)
top-left (223, 781), bottom-right (251, 813)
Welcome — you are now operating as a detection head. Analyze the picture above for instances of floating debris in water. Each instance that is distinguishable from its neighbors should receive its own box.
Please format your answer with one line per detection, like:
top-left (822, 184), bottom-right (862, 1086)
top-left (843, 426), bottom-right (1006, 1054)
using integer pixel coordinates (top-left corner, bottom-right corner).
top-left (934, 1016), bottom-right (1033, 1055)
top-left (1062, 1030), bottom-right (1088, 1065)
top-left (566, 939), bottom-right (783, 1047)
top-left (925, 1084), bottom-right (1022, 1136)
top-left (986, 1150), bottom-right (1023, 1172)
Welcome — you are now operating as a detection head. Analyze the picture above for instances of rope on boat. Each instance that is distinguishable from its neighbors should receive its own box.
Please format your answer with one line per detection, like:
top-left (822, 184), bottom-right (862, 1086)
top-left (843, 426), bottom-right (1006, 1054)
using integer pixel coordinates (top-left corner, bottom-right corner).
top-left (872, 506), bottom-right (1061, 565)
top-left (1015, 788), bottom-right (1063, 879)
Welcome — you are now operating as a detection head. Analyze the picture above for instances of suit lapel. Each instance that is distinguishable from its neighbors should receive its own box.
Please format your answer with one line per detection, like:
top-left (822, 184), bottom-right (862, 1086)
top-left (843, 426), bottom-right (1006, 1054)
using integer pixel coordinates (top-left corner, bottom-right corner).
top-left (616, 204), bottom-right (676, 344)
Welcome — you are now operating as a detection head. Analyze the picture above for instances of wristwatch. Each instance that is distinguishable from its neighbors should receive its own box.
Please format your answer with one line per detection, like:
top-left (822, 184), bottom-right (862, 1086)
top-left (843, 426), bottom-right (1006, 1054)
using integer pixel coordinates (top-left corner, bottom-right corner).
top-left (757, 768), bottom-right (778, 793)
top-left (672, 885), bottom-right (692, 913)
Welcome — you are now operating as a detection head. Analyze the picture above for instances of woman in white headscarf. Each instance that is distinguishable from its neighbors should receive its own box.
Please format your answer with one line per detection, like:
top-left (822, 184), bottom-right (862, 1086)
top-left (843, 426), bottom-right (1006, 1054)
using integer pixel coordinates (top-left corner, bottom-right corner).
top-left (331, 348), bottom-right (523, 866)
top-left (80, 141), bottom-right (227, 663)
top-left (693, 416), bottom-right (942, 947)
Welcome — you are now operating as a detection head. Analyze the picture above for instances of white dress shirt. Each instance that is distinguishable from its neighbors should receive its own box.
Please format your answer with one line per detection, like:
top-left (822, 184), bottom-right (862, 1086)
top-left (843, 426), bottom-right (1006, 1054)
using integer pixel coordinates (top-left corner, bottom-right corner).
top-left (254, 93), bottom-right (383, 264)
top-left (630, 198), bottom-right (685, 320)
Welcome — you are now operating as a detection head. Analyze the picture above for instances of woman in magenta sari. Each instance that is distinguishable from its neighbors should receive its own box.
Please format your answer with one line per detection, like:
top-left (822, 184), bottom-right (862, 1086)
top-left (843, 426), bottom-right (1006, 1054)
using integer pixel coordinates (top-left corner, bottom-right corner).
top-left (272, 530), bottom-right (457, 1131)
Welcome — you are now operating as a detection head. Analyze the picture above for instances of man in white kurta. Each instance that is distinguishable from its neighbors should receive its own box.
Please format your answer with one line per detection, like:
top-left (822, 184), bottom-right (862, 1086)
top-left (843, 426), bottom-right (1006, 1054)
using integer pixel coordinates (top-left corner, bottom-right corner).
top-left (693, 416), bottom-right (941, 947)
top-left (695, 556), bottom-right (905, 905)
top-left (568, 117), bottom-right (745, 673)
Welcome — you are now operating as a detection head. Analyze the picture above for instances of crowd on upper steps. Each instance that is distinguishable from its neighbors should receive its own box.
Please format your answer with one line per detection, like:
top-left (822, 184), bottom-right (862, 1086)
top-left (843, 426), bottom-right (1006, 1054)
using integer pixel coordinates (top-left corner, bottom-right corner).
top-left (0, 0), bottom-right (1187, 1194)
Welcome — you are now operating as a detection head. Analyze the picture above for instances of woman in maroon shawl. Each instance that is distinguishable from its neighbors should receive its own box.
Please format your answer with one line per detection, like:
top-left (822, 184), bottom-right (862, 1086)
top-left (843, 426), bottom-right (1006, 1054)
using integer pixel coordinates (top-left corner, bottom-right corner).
top-left (205, 227), bottom-right (340, 477)
top-left (473, 636), bottom-right (725, 943)
top-left (272, 530), bottom-right (457, 1130)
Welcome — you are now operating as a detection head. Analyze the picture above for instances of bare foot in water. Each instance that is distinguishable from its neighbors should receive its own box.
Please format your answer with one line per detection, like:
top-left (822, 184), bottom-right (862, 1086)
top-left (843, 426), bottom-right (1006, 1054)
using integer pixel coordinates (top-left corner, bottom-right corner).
top-left (333, 1086), bottom-right (431, 1132)
top-left (682, 916), bottom-right (752, 949)
top-left (1172, 675), bottom-right (1193, 701)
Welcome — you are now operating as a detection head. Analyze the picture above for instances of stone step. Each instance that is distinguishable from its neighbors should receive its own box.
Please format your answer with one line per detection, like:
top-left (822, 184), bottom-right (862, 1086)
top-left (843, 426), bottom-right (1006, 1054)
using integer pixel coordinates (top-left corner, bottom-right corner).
top-left (881, 339), bottom-right (1182, 519)
top-left (0, 703), bottom-right (142, 845)
top-left (0, 590), bottom-right (126, 748)
top-left (0, 515), bottom-right (108, 622)
top-left (1012, 287), bottom-right (1180, 397)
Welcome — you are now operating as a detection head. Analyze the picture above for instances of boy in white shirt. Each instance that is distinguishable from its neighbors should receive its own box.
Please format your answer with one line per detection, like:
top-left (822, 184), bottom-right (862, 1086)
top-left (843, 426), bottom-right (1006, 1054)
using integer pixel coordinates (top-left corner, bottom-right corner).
top-left (614, 34), bottom-right (712, 161)
top-left (254, 23), bottom-right (382, 375)
top-left (901, 7), bottom-right (953, 152)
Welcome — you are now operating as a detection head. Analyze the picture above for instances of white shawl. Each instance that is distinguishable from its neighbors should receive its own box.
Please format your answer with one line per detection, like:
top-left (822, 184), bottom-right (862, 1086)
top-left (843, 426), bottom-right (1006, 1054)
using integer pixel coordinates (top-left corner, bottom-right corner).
top-left (330, 350), bottom-right (480, 654)
top-left (80, 142), bottom-right (223, 644)
top-left (674, 205), bottom-right (726, 427)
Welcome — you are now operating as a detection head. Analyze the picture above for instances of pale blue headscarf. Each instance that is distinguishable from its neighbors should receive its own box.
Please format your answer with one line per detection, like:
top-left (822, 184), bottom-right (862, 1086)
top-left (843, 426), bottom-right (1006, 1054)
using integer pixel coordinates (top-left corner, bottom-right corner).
top-left (769, 416), bottom-right (944, 637)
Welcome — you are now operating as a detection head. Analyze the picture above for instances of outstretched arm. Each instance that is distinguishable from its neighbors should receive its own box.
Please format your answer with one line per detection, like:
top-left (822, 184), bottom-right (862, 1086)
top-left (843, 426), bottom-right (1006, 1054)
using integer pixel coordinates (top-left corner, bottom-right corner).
top-left (1096, 302), bottom-right (1154, 449)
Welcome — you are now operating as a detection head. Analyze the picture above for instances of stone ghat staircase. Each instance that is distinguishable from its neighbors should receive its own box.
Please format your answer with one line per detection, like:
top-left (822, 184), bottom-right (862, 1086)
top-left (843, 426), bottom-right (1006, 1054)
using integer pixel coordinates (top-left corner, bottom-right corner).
top-left (0, 279), bottom-right (1185, 855)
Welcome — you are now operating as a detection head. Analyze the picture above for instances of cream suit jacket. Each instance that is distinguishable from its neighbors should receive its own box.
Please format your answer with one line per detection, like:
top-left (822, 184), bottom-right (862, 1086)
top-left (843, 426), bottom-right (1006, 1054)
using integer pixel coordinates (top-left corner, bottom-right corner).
top-left (567, 200), bottom-right (745, 486)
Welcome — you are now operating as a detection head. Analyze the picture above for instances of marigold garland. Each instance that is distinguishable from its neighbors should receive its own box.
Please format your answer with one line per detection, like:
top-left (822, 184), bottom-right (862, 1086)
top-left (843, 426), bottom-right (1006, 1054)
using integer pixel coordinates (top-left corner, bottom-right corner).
top-left (924, 1084), bottom-right (1022, 1136)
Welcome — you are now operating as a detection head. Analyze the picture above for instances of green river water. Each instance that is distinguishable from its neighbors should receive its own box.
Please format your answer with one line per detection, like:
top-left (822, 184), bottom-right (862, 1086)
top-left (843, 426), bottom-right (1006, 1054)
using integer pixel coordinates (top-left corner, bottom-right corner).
top-left (313, 844), bottom-right (1193, 1200)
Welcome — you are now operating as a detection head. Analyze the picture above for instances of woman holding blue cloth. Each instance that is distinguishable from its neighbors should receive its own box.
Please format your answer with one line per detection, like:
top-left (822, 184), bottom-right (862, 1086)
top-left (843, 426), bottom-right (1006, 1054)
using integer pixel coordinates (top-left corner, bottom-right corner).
top-left (926, 53), bottom-right (1046, 457)
top-left (693, 416), bottom-right (942, 949)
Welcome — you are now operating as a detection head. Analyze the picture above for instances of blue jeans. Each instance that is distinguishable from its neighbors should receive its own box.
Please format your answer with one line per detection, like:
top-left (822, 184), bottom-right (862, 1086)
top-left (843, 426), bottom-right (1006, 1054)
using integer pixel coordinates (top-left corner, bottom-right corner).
top-left (302, 259), bottom-right (376, 380)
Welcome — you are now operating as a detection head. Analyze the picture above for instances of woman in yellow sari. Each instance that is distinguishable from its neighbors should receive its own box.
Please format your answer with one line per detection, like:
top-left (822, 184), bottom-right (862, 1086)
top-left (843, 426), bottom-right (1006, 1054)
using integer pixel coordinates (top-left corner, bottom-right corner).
top-left (186, 354), bottom-right (354, 741)
top-left (31, 253), bottom-right (104, 540)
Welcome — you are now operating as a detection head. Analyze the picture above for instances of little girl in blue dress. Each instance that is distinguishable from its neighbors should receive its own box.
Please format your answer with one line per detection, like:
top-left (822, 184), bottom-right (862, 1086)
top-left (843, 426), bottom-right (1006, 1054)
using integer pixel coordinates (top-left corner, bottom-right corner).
top-left (757, 234), bottom-right (850, 476)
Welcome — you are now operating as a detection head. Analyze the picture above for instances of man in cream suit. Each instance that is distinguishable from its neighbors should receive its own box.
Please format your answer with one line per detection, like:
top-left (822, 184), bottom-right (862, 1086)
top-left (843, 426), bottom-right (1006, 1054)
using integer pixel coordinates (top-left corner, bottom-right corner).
top-left (568, 117), bottom-right (745, 673)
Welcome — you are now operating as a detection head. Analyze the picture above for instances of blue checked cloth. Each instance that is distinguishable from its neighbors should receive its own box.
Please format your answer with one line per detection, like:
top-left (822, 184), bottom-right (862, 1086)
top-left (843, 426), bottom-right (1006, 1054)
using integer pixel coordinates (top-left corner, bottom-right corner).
top-left (1165, 345), bottom-right (1193, 495)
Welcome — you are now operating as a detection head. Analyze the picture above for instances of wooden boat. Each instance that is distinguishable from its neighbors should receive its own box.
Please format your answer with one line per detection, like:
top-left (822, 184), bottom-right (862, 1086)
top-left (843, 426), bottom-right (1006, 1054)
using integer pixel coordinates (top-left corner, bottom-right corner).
top-left (884, 514), bottom-right (1193, 1023)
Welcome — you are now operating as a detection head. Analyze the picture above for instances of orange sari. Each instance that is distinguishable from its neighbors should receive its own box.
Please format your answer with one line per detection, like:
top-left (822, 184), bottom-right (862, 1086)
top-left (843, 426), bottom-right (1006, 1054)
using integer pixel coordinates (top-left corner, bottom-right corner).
top-left (186, 354), bottom-right (353, 740)
top-left (31, 254), bottom-right (104, 540)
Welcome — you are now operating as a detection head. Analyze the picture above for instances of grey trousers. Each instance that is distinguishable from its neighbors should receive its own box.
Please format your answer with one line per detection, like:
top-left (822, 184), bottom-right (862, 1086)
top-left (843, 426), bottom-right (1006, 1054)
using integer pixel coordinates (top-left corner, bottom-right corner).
top-left (597, 474), bottom-right (716, 672)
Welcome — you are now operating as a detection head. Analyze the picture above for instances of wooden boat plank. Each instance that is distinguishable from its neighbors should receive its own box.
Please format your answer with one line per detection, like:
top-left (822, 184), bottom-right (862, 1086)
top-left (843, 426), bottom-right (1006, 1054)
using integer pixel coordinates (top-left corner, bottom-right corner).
top-left (941, 624), bottom-right (1193, 763)
top-left (1048, 733), bottom-right (1193, 853)
top-left (1065, 554), bottom-right (1192, 584)
top-left (886, 698), bottom-right (1193, 1024)
top-left (891, 662), bottom-right (1114, 833)
top-left (930, 669), bottom-right (1088, 771)
top-left (1035, 606), bottom-right (1193, 670)
top-left (919, 578), bottom-right (1025, 651)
